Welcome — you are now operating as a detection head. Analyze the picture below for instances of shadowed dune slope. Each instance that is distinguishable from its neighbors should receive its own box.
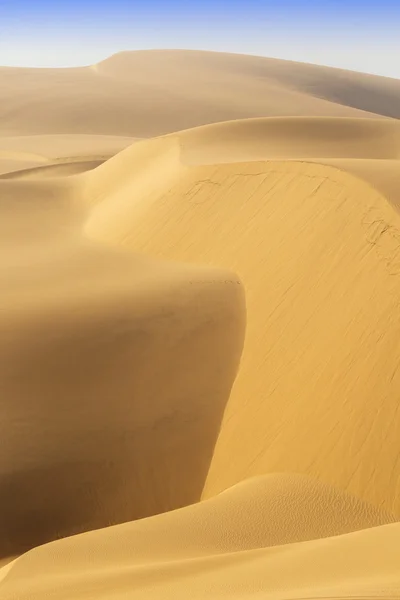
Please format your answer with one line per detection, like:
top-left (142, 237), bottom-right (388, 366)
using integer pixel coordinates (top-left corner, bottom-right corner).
top-left (0, 474), bottom-right (398, 599)
top-left (2, 50), bottom-right (400, 139)
top-left (2, 87), bottom-right (400, 598)
top-left (0, 171), bottom-right (245, 558)
top-left (177, 116), bottom-right (400, 162)
top-left (84, 118), bottom-right (400, 514)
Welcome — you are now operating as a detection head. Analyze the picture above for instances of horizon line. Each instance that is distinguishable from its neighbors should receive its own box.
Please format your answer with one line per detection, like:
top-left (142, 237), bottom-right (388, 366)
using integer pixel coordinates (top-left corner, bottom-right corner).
top-left (1, 48), bottom-right (400, 82)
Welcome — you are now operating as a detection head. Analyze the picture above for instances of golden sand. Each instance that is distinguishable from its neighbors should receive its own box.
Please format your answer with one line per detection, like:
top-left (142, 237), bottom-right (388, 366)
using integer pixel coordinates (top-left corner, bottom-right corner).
top-left (1, 50), bottom-right (399, 599)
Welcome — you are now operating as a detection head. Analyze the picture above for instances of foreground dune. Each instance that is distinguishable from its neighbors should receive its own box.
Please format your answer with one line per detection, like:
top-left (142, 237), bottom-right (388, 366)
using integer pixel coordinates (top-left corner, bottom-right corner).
top-left (0, 475), bottom-right (399, 598)
top-left (1, 50), bottom-right (400, 598)
top-left (83, 117), bottom-right (400, 515)
top-left (0, 251), bottom-right (245, 558)
top-left (0, 173), bottom-right (245, 558)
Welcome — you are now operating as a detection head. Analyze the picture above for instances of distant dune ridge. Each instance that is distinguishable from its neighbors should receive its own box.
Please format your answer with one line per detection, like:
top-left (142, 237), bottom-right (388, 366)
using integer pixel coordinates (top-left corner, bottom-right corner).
top-left (1, 50), bottom-right (400, 599)
top-left (1, 50), bottom-right (400, 141)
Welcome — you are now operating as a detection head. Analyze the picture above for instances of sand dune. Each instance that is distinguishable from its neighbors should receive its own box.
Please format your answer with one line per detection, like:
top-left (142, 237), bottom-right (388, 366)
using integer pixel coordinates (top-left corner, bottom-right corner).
top-left (177, 116), bottom-right (400, 162)
top-left (0, 148), bottom-right (244, 559)
top-left (83, 118), bottom-right (400, 515)
top-left (0, 134), bottom-right (135, 178)
top-left (0, 160), bottom-right (106, 179)
top-left (0, 188), bottom-right (244, 557)
top-left (0, 134), bottom-right (136, 158)
top-left (177, 116), bottom-right (400, 204)
top-left (82, 116), bottom-right (400, 205)
top-left (1, 50), bottom-right (400, 598)
top-left (2, 50), bottom-right (400, 140)
top-left (0, 134), bottom-right (135, 176)
top-left (0, 475), bottom-right (398, 599)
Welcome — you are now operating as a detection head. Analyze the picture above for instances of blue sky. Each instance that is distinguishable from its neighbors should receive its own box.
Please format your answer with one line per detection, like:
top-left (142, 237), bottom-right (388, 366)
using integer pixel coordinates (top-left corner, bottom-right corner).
top-left (0, 0), bottom-right (399, 77)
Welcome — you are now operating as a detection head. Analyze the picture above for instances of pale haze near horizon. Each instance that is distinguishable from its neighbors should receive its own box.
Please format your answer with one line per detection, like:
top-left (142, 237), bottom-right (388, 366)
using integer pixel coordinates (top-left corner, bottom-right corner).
top-left (1, 40), bottom-right (400, 79)
top-left (0, 2), bottom-right (399, 79)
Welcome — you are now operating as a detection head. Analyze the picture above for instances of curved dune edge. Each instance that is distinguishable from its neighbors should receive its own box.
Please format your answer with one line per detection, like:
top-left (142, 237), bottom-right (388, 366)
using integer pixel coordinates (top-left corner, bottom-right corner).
top-left (4, 49), bottom-right (400, 142)
top-left (0, 134), bottom-right (137, 177)
top-left (83, 120), bottom-right (400, 514)
top-left (176, 116), bottom-right (400, 162)
top-left (0, 159), bottom-right (106, 179)
top-left (2, 112), bottom-right (400, 597)
top-left (83, 116), bottom-right (400, 208)
top-left (0, 474), bottom-right (398, 598)
top-left (0, 257), bottom-right (246, 558)
top-left (0, 165), bottom-right (246, 559)
top-left (93, 49), bottom-right (400, 120)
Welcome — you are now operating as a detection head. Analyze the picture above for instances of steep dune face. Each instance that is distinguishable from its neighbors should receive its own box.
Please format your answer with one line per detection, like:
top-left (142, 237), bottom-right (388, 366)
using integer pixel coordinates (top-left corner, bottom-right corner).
top-left (0, 266), bottom-right (244, 558)
top-left (83, 117), bottom-right (400, 208)
top-left (1, 47), bottom-right (400, 598)
top-left (0, 170), bottom-right (245, 558)
top-left (85, 120), bottom-right (400, 514)
top-left (2, 50), bottom-right (400, 139)
top-left (175, 117), bottom-right (400, 207)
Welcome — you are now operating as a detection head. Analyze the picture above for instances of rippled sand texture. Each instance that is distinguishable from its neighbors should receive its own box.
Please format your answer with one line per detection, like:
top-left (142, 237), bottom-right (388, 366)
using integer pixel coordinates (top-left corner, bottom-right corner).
top-left (1, 50), bottom-right (400, 599)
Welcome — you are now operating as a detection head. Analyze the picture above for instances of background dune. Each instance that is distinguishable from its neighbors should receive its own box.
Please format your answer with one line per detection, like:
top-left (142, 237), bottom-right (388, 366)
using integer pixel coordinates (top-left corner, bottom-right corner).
top-left (0, 134), bottom-right (135, 176)
top-left (1, 50), bottom-right (400, 598)
top-left (2, 50), bottom-right (400, 141)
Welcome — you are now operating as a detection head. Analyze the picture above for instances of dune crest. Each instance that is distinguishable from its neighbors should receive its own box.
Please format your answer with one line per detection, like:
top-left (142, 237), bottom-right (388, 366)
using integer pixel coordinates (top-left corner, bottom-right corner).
top-left (2, 50), bottom-right (400, 140)
top-left (83, 119), bottom-right (400, 514)
top-left (1, 50), bottom-right (400, 598)
top-left (0, 155), bottom-right (245, 558)
top-left (0, 474), bottom-right (398, 599)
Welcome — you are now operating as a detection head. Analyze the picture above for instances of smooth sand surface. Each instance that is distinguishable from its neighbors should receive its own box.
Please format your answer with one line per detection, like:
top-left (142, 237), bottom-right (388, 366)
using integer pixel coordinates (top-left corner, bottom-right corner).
top-left (1, 50), bottom-right (400, 598)
top-left (0, 134), bottom-right (136, 176)
top-left (2, 50), bottom-right (400, 140)
top-left (0, 175), bottom-right (245, 557)
top-left (1, 475), bottom-right (399, 599)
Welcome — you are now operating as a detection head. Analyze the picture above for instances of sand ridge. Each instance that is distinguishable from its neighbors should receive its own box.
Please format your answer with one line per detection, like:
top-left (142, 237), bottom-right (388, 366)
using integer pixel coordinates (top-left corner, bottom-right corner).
top-left (1, 50), bottom-right (400, 598)
top-left (82, 117), bottom-right (400, 514)
top-left (0, 134), bottom-right (137, 176)
top-left (0, 477), bottom-right (399, 598)
top-left (0, 175), bottom-right (245, 556)
top-left (2, 50), bottom-right (400, 141)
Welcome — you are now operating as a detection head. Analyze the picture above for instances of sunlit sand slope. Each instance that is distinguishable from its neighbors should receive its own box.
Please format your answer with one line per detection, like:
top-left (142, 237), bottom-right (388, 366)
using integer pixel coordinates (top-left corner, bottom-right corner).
top-left (1, 95), bottom-right (400, 598)
top-left (85, 119), bottom-right (400, 514)
top-left (176, 116), bottom-right (400, 204)
top-left (0, 474), bottom-right (398, 599)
